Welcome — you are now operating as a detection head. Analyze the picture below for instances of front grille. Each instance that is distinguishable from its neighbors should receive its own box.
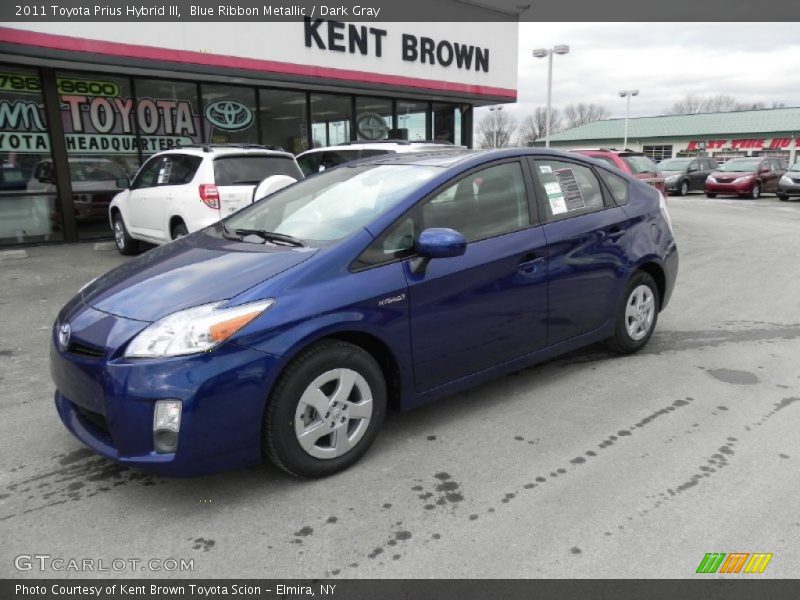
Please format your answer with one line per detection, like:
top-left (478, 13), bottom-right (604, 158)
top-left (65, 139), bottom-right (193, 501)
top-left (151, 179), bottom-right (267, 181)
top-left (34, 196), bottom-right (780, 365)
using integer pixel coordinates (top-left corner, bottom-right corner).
top-left (73, 403), bottom-right (112, 441)
top-left (792, 178), bottom-right (800, 184)
top-left (68, 341), bottom-right (105, 359)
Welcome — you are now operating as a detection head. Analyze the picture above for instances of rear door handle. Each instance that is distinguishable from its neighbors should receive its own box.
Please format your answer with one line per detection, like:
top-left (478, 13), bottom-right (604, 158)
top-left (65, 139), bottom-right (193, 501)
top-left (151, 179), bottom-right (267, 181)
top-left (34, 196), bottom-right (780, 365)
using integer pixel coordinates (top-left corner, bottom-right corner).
top-left (518, 252), bottom-right (545, 274)
top-left (606, 225), bottom-right (625, 241)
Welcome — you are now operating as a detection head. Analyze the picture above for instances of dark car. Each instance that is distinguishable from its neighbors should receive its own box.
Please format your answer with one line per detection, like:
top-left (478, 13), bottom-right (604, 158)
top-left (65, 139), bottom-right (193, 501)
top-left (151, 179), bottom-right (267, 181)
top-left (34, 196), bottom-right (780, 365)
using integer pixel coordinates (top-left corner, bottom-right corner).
top-left (51, 148), bottom-right (678, 478)
top-left (657, 157), bottom-right (718, 196)
top-left (572, 149), bottom-right (666, 193)
top-left (705, 157), bottom-right (785, 199)
top-left (778, 162), bottom-right (800, 201)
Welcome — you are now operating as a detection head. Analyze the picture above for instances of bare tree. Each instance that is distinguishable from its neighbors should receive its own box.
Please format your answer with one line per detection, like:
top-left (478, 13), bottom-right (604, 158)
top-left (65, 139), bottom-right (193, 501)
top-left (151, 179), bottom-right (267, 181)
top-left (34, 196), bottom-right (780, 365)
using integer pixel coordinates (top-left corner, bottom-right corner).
top-left (476, 110), bottom-right (517, 148)
top-left (668, 94), bottom-right (779, 115)
top-left (517, 107), bottom-right (561, 146)
top-left (563, 103), bottom-right (610, 129)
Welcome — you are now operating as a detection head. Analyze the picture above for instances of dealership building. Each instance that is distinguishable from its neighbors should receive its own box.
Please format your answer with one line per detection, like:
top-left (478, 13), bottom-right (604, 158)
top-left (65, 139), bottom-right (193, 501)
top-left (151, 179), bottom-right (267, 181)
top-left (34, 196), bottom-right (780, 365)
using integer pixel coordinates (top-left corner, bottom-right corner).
top-left (0, 11), bottom-right (518, 246)
top-left (543, 108), bottom-right (800, 165)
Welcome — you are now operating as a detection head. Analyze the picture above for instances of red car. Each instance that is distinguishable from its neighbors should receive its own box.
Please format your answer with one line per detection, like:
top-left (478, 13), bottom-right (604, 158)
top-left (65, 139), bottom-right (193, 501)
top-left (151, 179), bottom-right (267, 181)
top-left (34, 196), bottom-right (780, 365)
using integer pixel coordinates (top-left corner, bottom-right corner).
top-left (572, 149), bottom-right (666, 193)
top-left (705, 157), bottom-right (785, 199)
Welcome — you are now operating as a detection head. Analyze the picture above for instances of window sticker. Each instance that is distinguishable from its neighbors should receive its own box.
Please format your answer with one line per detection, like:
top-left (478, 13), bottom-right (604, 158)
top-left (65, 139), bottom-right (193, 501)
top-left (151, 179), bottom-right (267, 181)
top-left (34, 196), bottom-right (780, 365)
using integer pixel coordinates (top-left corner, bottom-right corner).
top-left (157, 160), bottom-right (172, 185)
top-left (544, 181), bottom-right (567, 214)
top-left (554, 168), bottom-right (586, 211)
top-left (539, 164), bottom-right (553, 174)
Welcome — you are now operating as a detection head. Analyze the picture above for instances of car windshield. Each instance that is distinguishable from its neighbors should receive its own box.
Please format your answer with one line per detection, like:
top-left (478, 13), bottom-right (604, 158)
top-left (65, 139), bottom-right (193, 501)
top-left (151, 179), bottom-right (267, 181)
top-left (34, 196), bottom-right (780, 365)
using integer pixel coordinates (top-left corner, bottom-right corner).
top-left (789, 162), bottom-right (800, 172)
top-left (621, 155), bottom-right (658, 174)
top-left (69, 161), bottom-right (126, 182)
top-left (224, 164), bottom-right (439, 243)
top-left (719, 159), bottom-right (761, 172)
top-left (657, 158), bottom-right (691, 171)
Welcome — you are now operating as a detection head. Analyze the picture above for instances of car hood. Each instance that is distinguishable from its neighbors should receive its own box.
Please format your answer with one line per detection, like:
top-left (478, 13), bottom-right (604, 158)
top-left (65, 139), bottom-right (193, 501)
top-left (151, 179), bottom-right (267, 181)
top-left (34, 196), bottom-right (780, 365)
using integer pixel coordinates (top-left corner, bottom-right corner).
top-left (81, 232), bottom-right (318, 322)
top-left (660, 170), bottom-right (684, 177)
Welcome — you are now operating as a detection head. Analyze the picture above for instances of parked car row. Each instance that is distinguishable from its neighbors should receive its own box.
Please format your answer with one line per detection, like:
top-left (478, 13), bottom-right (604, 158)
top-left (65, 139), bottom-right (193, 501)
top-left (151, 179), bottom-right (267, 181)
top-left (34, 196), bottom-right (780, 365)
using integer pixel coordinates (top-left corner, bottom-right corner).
top-left (654, 155), bottom-right (799, 201)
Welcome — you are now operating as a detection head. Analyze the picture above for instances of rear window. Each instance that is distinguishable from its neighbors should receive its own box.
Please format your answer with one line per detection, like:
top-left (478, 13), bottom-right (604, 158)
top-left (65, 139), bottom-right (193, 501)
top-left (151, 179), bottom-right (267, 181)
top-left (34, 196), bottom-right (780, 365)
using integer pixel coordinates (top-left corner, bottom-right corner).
top-left (621, 155), bottom-right (658, 174)
top-left (214, 155), bottom-right (302, 186)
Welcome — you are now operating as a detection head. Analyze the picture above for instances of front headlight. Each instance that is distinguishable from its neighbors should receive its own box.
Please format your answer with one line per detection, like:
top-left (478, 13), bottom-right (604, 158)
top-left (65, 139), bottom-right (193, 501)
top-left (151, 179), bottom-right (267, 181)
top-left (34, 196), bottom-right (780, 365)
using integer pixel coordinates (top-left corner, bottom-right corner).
top-left (665, 175), bottom-right (680, 183)
top-left (733, 175), bottom-right (753, 184)
top-left (706, 175), bottom-right (716, 183)
top-left (125, 299), bottom-right (274, 358)
top-left (781, 174), bottom-right (792, 184)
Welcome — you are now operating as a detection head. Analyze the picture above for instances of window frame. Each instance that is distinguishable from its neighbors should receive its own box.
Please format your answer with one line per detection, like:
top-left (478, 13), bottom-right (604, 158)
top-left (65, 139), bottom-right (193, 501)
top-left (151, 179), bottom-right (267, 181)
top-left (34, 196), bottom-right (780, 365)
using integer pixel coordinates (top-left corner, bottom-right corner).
top-left (527, 156), bottom-right (615, 223)
top-left (351, 157), bottom-right (540, 272)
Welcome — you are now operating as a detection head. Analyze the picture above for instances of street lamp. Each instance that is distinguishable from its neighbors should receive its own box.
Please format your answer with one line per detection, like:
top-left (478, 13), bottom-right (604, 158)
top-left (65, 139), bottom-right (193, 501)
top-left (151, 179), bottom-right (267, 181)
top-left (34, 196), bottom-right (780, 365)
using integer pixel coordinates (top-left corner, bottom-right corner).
top-left (619, 89), bottom-right (639, 149)
top-left (532, 44), bottom-right (570, 148)
top-left (488, 105), bottom-right (503, 148)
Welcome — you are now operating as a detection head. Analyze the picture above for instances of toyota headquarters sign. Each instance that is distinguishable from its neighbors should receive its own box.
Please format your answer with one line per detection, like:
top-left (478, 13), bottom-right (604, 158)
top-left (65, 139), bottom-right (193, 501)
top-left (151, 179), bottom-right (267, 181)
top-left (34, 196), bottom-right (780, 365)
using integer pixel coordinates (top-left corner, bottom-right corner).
top-left (0, 11), bottom-right (518, 246)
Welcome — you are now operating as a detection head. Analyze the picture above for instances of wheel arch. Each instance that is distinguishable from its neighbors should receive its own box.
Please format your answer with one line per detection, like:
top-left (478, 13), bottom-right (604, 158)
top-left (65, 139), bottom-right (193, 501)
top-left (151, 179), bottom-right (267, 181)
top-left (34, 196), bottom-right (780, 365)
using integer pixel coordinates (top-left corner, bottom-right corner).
top-left (634, 260), bottom-right (666, 310)
top-left (169, 215), bottom-right (186, 237)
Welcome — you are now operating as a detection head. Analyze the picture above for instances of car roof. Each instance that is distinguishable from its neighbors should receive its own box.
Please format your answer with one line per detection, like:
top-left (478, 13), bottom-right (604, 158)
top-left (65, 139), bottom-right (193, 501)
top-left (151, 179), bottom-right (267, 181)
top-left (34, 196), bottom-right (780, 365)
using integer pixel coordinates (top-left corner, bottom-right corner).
top-left (155, 145), bottom-right (295, 160)
top-left (350, 147), bottom-right (591, 169)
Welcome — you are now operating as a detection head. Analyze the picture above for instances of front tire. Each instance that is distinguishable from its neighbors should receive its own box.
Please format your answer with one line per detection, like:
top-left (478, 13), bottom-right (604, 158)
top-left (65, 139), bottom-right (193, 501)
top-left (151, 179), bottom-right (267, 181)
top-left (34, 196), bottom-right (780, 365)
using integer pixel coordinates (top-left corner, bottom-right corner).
top-left (777, 193), bottom-right (789, 201)
top-left (112, 213), bottom-right (140, 256)
top-left (742, 183), bottom-right (761, 199)
top-left (606, 271), bottom-right (660, 354)
top-left (263, 340), bottom-right (387, 478)
top-left (679, 180), bottom-right (689, 196)
top-left (706, 192), bottom-right (717, 198)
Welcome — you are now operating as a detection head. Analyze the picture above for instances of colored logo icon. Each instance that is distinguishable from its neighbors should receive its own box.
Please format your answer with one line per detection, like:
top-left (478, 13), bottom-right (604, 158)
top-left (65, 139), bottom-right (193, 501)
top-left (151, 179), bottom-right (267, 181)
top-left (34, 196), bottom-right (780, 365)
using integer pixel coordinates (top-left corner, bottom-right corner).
top-left (696, 552), bottom-right (773, 574)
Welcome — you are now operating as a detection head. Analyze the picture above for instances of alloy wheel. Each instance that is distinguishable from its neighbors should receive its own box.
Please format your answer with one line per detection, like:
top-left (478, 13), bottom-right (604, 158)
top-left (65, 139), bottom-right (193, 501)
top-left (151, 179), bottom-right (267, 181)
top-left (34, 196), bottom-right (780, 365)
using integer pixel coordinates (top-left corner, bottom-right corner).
top-left (293, 368), bottom-right (373, 460)
top-left (624, 284), bottom-right (655, 341)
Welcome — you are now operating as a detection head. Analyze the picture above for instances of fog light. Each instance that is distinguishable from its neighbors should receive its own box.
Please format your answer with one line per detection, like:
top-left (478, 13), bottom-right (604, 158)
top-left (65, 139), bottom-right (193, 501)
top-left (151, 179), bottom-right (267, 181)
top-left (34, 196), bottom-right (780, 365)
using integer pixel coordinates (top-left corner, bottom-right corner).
top-left (153, 400), bottom-right (182, 454)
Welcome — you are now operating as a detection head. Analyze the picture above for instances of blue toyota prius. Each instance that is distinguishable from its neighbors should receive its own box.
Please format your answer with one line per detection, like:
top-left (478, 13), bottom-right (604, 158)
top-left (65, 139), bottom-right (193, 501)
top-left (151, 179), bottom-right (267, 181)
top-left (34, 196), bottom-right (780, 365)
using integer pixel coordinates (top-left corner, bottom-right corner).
top-left (51, 149), bottom-right (678, 478)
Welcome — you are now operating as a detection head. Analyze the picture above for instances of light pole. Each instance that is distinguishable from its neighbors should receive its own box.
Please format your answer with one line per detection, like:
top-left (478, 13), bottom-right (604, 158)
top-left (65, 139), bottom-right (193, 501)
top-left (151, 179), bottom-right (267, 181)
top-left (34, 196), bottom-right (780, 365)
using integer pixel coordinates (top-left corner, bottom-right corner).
top-left (488, 105), bottom-right (503, 148)
top-left (619, 89), bottom-right (639, 149)
top-left (533, 44), bottom-right (570, 148)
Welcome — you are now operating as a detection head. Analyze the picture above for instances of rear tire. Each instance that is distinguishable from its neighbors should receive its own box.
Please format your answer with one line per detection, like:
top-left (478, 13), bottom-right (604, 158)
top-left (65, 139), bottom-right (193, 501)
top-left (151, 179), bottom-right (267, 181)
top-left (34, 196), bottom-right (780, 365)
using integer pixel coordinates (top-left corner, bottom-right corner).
top-left (171, 221), bottom-right (188, 239)
top-left (263, 340), bottom-right (387, 478)
top-left (112, 213), bottom-right (140, 256)
top-left (605, 271), bottom-right (660, 354)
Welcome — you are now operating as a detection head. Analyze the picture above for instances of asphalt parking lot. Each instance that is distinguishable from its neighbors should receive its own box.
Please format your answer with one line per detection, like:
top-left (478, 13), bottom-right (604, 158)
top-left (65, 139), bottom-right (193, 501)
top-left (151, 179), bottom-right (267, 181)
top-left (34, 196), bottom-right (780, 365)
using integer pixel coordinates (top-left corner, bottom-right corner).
top-left (1, 192), bottom-right (799, 579)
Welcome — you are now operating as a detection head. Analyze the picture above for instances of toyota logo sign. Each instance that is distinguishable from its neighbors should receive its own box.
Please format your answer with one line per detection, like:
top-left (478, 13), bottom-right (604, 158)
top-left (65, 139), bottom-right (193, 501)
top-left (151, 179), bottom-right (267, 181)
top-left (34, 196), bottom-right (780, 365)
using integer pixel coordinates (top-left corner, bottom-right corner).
top-left (205, 100), bottom-right (254, 132)
top-left (58, 322), bottom-right (71, 350)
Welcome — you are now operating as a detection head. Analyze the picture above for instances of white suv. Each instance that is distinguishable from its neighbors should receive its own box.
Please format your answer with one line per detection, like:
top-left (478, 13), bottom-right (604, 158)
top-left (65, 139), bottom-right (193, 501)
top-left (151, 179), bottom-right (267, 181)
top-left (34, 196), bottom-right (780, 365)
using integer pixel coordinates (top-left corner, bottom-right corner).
top-left (109, 144), bottom-right (303, 255)
top-left (296, 140), bottom-right (462, 176)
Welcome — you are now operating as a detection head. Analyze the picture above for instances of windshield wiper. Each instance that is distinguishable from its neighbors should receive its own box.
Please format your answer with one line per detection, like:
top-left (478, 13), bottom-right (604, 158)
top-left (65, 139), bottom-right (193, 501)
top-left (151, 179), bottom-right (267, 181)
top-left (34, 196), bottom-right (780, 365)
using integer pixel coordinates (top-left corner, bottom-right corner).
top-left (233, 228), bottom-right (305, 247)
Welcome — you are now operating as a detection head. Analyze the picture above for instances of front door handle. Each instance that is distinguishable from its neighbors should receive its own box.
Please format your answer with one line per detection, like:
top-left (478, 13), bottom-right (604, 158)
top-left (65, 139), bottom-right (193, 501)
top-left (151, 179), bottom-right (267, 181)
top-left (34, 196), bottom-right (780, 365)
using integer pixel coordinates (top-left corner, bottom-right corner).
top-left (518, 252), bottom-right (545, 274)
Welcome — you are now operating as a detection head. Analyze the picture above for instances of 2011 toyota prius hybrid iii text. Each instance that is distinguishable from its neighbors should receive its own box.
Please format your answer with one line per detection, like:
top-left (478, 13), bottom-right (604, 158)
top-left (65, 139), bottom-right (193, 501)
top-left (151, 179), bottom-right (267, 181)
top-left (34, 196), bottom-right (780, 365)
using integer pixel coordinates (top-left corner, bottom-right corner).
top-left (50, 149), bottom-right (678, 478)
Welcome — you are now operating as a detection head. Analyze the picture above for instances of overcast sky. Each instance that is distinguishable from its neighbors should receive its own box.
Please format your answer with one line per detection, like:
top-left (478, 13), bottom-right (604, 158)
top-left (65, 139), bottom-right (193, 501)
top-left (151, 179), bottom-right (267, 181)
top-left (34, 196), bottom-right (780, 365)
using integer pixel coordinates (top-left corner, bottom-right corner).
top-left (480, 22), bottom-right (800, 124)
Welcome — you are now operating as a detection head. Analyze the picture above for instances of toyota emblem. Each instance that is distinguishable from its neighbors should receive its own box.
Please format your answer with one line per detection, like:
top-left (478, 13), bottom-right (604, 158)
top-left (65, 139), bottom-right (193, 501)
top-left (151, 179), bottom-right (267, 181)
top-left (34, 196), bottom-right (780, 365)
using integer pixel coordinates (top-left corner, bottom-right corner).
top-left (58, 322), bottom-right (71, 350)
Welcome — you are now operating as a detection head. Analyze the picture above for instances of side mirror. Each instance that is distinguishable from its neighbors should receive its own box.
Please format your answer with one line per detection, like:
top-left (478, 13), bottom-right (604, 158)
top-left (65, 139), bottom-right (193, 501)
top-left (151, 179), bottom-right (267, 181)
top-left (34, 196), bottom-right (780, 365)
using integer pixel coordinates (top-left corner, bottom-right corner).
top-left (116, 177), bottom-right (130, 189)
top-left (411, 228), bottom-right (466, 274)
top-left (760, 167), bottom-right (770, 174)
top-left (417, 228), bottom-right (467, 259)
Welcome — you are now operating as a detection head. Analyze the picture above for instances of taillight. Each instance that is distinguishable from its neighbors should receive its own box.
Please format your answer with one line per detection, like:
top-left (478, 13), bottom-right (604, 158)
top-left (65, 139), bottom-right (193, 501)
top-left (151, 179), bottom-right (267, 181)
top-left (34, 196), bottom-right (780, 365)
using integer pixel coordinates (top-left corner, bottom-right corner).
top-left (199, 184), bottom-right (219, 209)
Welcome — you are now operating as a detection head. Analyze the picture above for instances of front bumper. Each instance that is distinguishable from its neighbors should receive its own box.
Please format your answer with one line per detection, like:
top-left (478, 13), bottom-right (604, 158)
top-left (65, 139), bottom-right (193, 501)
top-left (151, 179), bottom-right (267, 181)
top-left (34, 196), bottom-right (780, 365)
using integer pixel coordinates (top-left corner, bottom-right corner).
top-left (705, 180), bottom-right (754, 195)
top-left (50, 310), bottom-right (283, 477)
top-left (778, 181), bottom-right (800, 196)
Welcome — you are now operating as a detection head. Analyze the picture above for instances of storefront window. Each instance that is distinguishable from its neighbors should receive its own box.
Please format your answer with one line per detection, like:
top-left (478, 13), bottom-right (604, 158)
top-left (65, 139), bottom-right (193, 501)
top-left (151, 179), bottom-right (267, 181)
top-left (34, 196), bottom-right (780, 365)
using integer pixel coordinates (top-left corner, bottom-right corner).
top-left (259, 89), bottom-right (307, 153)
top-left (201, 84), bottom-right (257, 145)
top-left (135, 79), bottom-right (201, 159)
top-left (432, 103), bottom-right (462, 145)
top-left (56, 71), bottom-right (142, 239)
top-left (355, 97), bottom-right (392, 141)
top-left (397, 101), bottom-right (429, 141)
top-left (310, 94), bottom-right (351, 147)
top-left (0, 66), bottom-right (62, 245)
